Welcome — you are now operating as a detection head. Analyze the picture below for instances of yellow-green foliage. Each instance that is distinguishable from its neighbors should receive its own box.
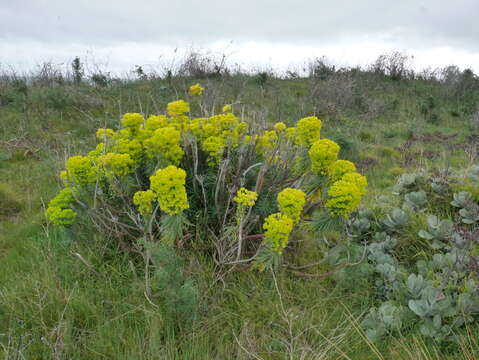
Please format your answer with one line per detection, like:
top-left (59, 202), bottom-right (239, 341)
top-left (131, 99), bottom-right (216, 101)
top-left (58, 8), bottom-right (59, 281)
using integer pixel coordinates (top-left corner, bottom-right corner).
top-left (65, 155), bottom-right (98, 184)
top-left (98, 153), bottom-right (133, 177)
top-left (144, 126), bottom-right (184, 165)
top-left (234, 187), bottom-right (258, 208)
top-left (121, 113), bottom-right (144, 129)
top-left (296, 116), bottom-right (322, 146)
top-left (256, 130), bottom-right (278, 156)
top-left (273, 122), bottom-right (287, 132)
top-left (145, 115), bottom-right (169, 131)
top-left (277, 188), bottom-right (306, 224)
top-left (117, 138), bottom-right (143, 163)
top-left (167, 100), bottom-right (190, 116)
top-left (133, 190), bottom-right (156, 217)
top-left (309, 139), bottom-right (340, 175)
top-left (96, 128), bottom-right (116, 140)
top-left (328, 160), bottom-right (357, 182)
top-left (263, 212), bottom-right (294, 254)
top-left (202, 136), bottom-right (226, 165)
top-left (189, 83), bottom-right (204, 96)
top-left (150, 165), bottom-right (189, 216)
top-left (46, 84), bottom-right (367, 263)
top-left (325, 172), bottom-right (367, 217)
top-left (45, 188), bottom-right (77, 226)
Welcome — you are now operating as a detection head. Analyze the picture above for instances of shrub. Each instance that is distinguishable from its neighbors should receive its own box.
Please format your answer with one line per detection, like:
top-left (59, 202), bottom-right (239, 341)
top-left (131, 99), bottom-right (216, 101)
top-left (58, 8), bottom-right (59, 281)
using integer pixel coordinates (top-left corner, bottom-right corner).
top-left (46, 85), bottom-right (367, 271)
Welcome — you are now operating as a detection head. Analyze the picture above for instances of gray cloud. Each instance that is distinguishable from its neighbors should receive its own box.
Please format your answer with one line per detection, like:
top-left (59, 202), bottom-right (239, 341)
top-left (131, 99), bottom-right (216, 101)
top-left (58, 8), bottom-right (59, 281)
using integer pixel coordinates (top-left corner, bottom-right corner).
top-left (1, 0), bottom-right (478, 50)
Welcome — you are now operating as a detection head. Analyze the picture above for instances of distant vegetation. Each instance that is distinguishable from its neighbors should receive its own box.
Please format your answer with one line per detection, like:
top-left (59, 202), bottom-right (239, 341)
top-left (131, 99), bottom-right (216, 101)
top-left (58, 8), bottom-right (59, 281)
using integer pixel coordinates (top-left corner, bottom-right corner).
top-left (1, 50), bottom-right (479, 359)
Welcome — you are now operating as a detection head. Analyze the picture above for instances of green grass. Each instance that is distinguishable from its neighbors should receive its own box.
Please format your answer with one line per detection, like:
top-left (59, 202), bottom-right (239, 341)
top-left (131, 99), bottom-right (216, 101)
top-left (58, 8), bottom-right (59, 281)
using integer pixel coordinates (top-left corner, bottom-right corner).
top-left (1, 72), bottom-right (479, 358)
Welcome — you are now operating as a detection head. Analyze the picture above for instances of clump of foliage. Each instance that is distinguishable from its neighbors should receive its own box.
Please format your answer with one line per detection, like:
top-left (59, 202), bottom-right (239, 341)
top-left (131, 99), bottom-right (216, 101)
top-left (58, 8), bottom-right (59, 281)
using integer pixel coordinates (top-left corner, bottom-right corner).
top-left (45, 85), bottom-right (366, 272)
top-left (328, 167), bottom-right (479, 343)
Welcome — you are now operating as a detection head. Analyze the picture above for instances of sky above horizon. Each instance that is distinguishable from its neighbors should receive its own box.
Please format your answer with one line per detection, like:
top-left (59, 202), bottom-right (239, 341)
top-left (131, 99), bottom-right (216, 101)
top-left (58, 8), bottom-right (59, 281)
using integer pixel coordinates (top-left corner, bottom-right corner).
top-left (1, 0), bottom-right (479, 75)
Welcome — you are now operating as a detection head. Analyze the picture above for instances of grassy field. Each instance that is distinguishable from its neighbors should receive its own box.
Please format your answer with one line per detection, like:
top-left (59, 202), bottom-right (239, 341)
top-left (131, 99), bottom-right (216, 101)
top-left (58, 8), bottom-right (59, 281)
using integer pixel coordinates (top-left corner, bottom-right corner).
top-left (1, 62), bottom-right (479, 359)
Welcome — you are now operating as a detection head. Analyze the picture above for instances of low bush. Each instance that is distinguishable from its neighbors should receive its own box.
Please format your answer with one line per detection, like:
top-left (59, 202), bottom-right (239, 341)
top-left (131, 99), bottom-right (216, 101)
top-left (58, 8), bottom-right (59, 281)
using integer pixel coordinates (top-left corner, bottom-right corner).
top-left (328, 167), bottom-right (479, 343)
top-left (45, 84), bottom-right (367, 272)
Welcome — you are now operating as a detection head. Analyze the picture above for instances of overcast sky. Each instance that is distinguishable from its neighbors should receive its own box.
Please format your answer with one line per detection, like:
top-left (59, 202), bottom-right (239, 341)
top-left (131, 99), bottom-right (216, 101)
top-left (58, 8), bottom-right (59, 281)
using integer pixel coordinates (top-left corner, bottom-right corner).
top-left (1, 0), bottom-right (479, 74)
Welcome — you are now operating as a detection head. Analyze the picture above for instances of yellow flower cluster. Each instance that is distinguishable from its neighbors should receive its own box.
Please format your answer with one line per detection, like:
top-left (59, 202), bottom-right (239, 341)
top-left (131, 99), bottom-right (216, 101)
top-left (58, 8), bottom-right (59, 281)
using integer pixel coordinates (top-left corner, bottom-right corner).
top-left (96, 128), bottom-right (116, 140)
top-left (122, 113), bottom-right (144, 129)
top-left (65, 155), bottom-right (98, 184)
top-left (201, 136), bottom-right (226, 165)
top-left (116, 138), bottom-right (143, 164)
top-left (273, 122), bottom-right (287, 132)
top-left (133, 190), bottom-right (156, 217)
top-left (45, 188), bottom-right (77, 226)
top-left (257, 130), bottom-right (278, 155)
top-left (234, 187), bottom-right (258, 208)
top-left (277, 188), bottom-right (306, 224)
top-left (149, 165), bottom-right (189, 215)
top-left (342, 172), bottom-right (368, 196)
top-left (188, 112), bottom-right (246, 164)
top-left (263, 212), bottom-right (294, 254)
top-left (325, 172), bottom-right (367, 217)
top-left (222, 104), bottom-right (232, 113)
top-left (296, 116), bottom-right (322, 146)
top-left (144, 126), bottom-right (184, 165)
top-left (167, 100), bottom-right (190, 116)
top-left (189, 83), bottom-right (204, 96)
top-left (145, 115), bottom-right (169, 131)
top-left (98, 153), bottom-right (133, 176)
top-left (309, 139), bottom-right (340, 175)
top-left (328, 160), bottom-right (357, 182)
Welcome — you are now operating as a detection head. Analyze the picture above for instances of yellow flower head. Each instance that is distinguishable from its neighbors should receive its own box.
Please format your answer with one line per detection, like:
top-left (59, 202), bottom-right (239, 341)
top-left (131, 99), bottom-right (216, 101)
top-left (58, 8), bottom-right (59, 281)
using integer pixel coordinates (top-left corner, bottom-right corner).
top-left (133, 189), bottom-right (156, 217)
top-left (342, 172), bottom-right (367, 196)
top-left (273, 122), bottom-right (287, 132)
top-left (202, 136), bottom-right (225, 166)
top-left (88, 143), bottom-right (106, 159)
top-left (234, 187), bottom-right (258, 208)
top-left (189, 83), bottom-right (204, 96)
top-left (263, 212), bottom-right (294, 254)
top-left (325, 179), bottom-right (362, 217)
top-left (121, 113), bottom-right (144, 129)
top-left (285, 127), bottom-right (297, 142)
top-left (309, 139), bottom-right (340, 175)
top-left (277, 188), bottom-right (306, 224)
top-left (45, 187), bottom-right (77, 226)
top-left (66, 155), bottom-right (98, 184)
top-left (98, 153), bottom-right (133, 177)
top-left (149, 165), bottom-right (189, 215)
top-left (144, 126), bottom-right (184, 165)
top-left (222, 104), bottom-right (232, 113)
top-left (116, 138), bottom-right (143, 164)
top-left (96, 128), bottom-right (116, 140)
top-left (296, 116), bottom-right (322, 146)
top-left (328, 160), bottom-right (357, 182)
top-left (167, 100), bottom-right (190, 116)
top-left (145, 115), bottom-right (169, 131)
top-left (45, 206), bottom-right (77, 226)
top-left (256, 130), bottom-right (278, 156)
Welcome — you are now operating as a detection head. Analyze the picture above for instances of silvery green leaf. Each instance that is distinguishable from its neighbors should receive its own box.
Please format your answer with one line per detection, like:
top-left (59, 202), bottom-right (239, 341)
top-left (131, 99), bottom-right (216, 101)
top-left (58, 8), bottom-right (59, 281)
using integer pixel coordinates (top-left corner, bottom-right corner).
top-left (403, 190), bottom-right (427, 211)
top-left (451, 192), bottom-right (472, 208)
top-left (409, 299), bottom-right (428, 317)
top-left (418, 229), bottom-right (433, 240)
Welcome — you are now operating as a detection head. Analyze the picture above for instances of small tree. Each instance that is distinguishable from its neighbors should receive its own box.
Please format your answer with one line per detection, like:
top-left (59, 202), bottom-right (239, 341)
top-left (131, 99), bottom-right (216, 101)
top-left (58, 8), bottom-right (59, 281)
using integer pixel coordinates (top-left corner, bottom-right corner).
top-left (72, 57), bottom-right (83, 85)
